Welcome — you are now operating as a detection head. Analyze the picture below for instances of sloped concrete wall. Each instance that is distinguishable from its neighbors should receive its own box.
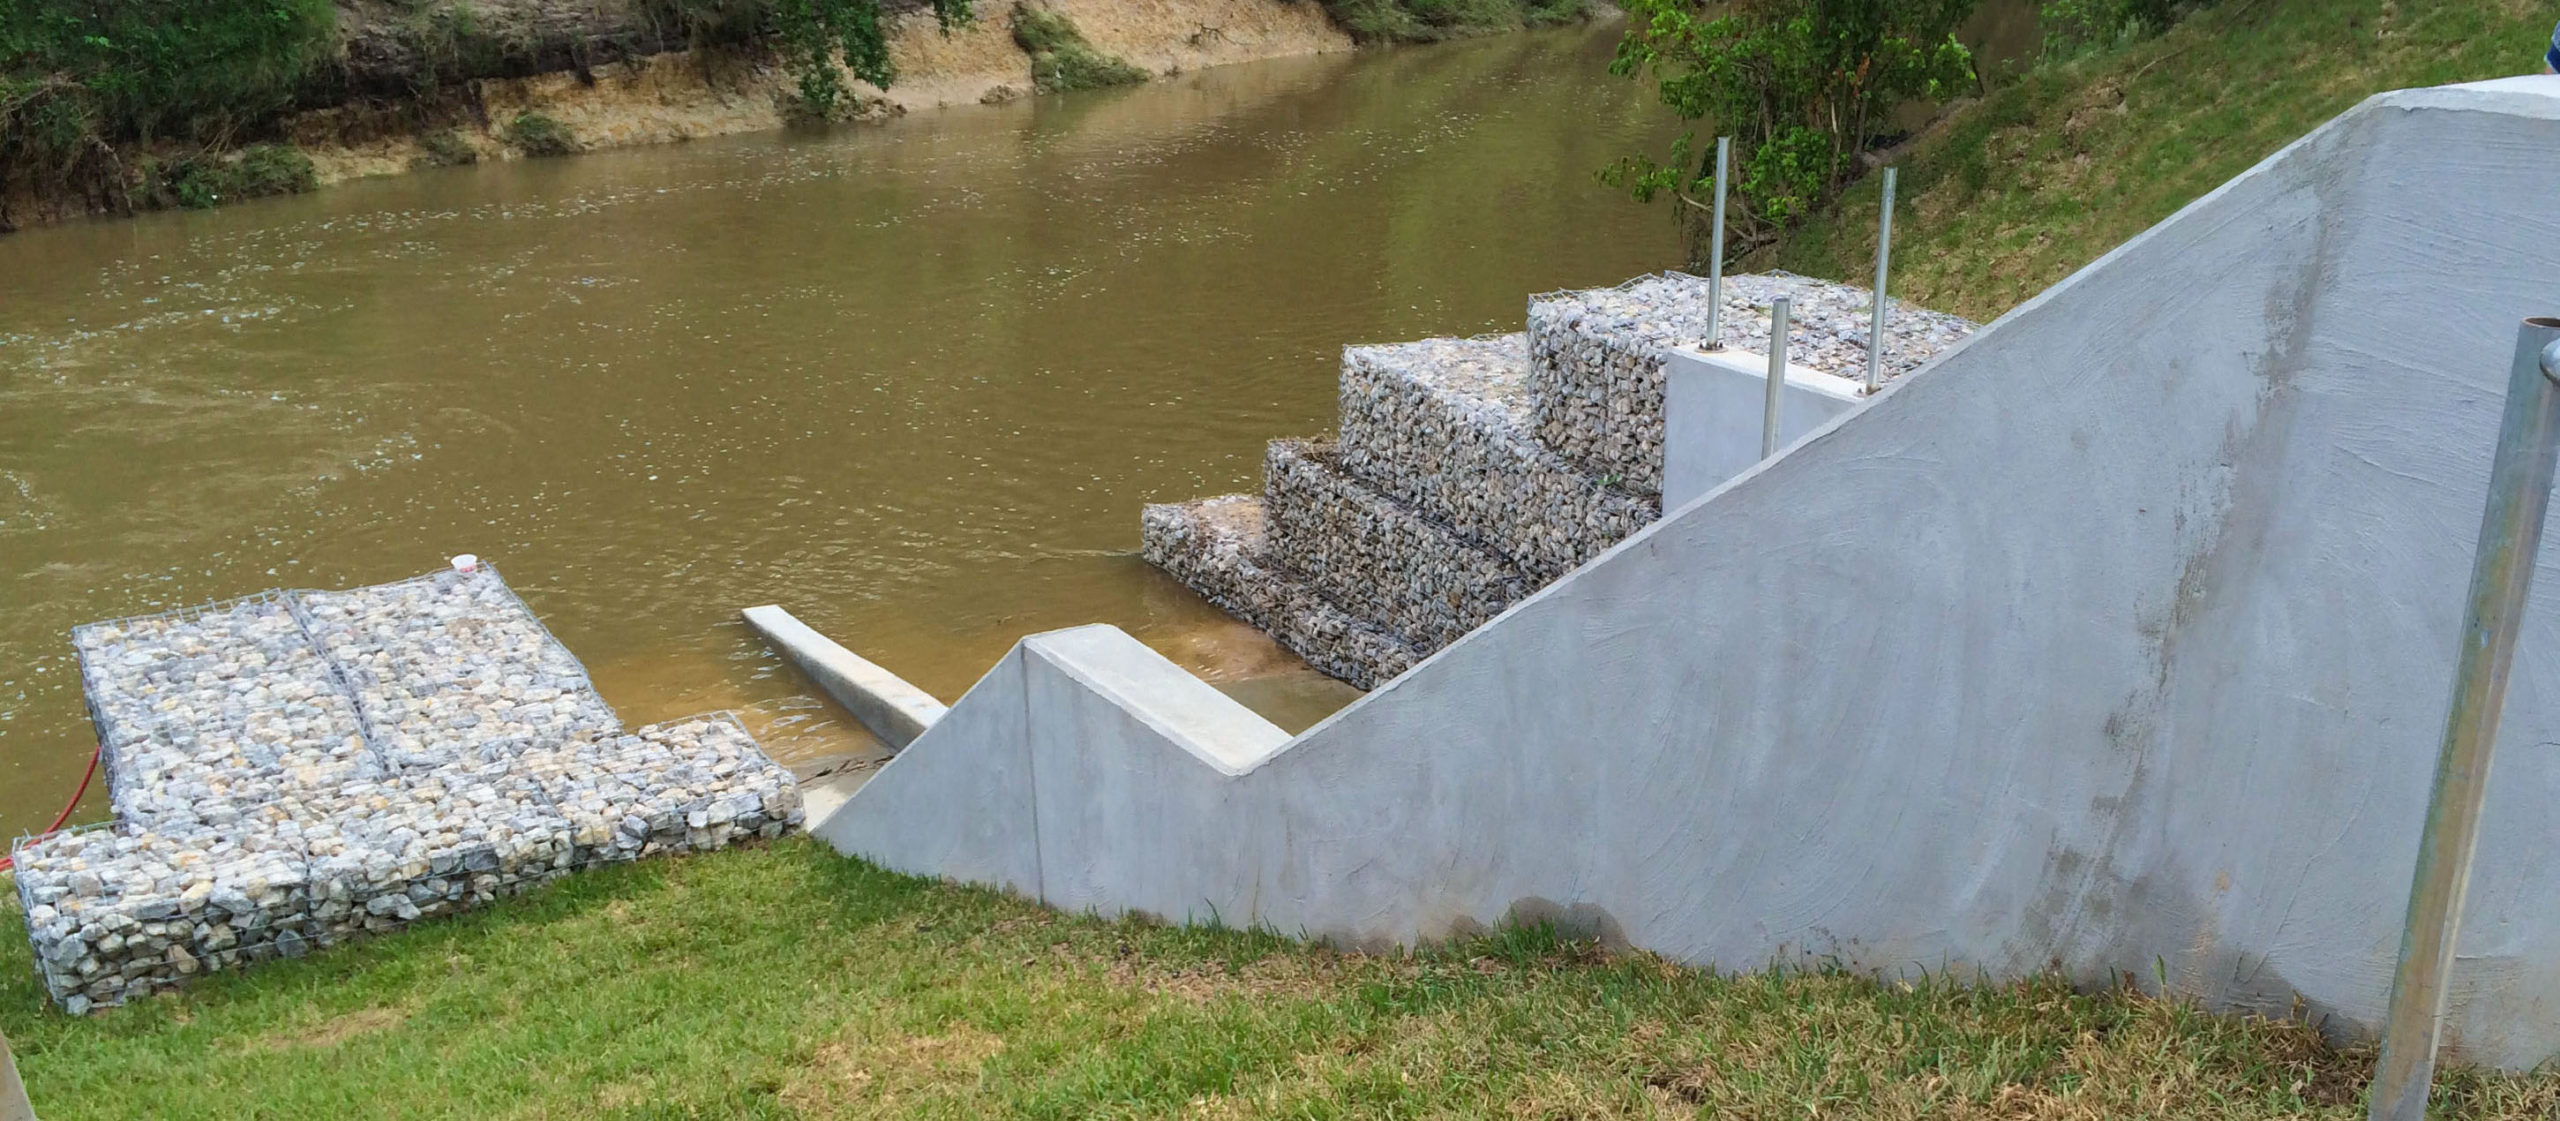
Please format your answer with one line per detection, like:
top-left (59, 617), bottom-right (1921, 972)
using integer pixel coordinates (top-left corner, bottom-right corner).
top-left (830, 78), bottom-right (2560, 1068)
top-left (1662, 346), bottom-right (1867, 508)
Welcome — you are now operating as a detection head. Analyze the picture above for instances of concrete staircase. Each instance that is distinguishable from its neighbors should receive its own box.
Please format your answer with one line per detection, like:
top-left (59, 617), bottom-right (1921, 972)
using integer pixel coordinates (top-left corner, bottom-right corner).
top-left (1144, 272), bottom-right (1977, 687)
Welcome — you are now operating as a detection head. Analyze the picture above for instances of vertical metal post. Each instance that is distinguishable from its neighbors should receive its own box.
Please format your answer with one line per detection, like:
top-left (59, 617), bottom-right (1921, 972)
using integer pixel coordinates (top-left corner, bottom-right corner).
top-left (2367, 317), bottom-right (2560, 1121)
top-left (1865, 167), bottom-right (1897, 395)
top-left (0, 1028), bottom-right (33, 1121)
top-left (1706, 136), bottom-right (1731, 350)
top-left (1762, 297), bottom-right (1790, 458)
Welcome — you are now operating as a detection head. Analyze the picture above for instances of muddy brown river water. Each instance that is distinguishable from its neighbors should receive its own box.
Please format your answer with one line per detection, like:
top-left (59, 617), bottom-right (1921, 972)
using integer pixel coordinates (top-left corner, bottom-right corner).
top-left (0, 3), bottom-right (2043, 839)
top-left (0, 27), bottom-right (1694, 836)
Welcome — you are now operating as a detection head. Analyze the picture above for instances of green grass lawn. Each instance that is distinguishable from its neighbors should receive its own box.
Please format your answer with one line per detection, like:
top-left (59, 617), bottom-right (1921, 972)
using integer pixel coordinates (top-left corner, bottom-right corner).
top-left (1764, 0), bottom-right (2554, 323)
top-left (4, 837), bottom-right (2556, 1119)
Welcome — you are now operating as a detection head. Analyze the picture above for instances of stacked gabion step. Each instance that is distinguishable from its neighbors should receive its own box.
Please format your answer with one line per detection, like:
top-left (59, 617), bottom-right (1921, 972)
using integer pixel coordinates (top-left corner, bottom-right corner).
top-left (1336, 335), bottom-right (1658, 583)
top-left (1528, 271), bottom-right (1978, 495)
top-left (15, 564), bottom-right (804, 1014)
top-left (1141, 496), bottom-right (1419, 689)
top-left (1264, 438), bottom-right (1530, 651)
top-left (1141, 272), bottom-right (1977, 689)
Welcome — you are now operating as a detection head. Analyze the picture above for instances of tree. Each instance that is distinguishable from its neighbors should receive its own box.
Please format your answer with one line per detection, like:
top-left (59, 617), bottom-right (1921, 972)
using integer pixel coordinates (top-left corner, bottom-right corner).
top-left (1607, 0), bottom-right (1977, 268)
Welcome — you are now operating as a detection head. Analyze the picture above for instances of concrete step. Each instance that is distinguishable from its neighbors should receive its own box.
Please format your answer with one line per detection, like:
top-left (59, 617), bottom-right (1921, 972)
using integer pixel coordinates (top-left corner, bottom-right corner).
top-left (1526, 272), bottom-right (1977, 495)
top-left (1139, 495), bottom-right (1420, 690)
top-left (1263, 438), bottom-right (1530, 652)
top-left (1334, 334), bottom-right (1657, 584)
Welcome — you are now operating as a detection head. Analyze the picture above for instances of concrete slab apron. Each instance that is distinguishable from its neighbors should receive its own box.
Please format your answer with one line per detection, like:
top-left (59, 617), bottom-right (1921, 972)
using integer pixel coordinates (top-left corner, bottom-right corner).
top-left (830, 79), bottom-right (2560, 1069)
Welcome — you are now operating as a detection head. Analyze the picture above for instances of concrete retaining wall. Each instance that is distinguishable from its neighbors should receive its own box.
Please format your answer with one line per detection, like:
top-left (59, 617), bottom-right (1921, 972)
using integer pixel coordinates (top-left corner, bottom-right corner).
top-left (827, 79), bottom-right (2560, 1068)
top-left (1661, 347), bottom-right (1867, 509)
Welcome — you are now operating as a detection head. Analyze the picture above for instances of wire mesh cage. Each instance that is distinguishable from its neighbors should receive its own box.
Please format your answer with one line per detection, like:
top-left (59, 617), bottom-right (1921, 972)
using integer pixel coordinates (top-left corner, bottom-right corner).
top-left (26, 561), bottom-right (801, 1013)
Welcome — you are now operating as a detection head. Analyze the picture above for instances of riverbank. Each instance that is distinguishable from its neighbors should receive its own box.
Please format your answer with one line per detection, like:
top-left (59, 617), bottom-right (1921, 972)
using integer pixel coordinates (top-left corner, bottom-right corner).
top-left (0, 0), bottom-right (1588, 230)
top-left (4, 836), bottom-right (2555, 1118)
top-left (1758, 0), bottom-right (2544, 323)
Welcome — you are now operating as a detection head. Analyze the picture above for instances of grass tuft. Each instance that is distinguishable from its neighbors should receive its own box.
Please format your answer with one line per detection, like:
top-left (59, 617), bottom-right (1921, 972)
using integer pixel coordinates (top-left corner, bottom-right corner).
top-left (132, 143), bottom-right (318, 210)
top-left (1011, 5), bottom-right (1150, 93)
top-left (1758, 0), bottom-right (2552, 323)
top-left (505, 112), bottom-right (579, 157)
top-left (5, 836), bottom-right (2557, 1117)
top-left (413, 128), bottom-right (481, 167)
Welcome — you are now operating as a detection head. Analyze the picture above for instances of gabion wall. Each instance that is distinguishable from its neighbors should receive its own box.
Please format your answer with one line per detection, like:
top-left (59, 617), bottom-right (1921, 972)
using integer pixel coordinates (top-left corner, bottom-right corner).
top-left (1335, 335), bottom-right (1658, 584)
top-left (1139, 272), bottom-right (1975, 691)
top-left (1264, 438), bottom-right (1528, 652)
top-left (15, 566), bottom-right (802, 1014)
top-left (1527, 272), bottom-right (1979, 496)
top-left (1140, 497), bottom-right (1418, 690)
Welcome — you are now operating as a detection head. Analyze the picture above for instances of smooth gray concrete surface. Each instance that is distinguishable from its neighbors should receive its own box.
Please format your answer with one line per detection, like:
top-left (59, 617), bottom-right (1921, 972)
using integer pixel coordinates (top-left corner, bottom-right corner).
top-left (826, 79), bottom-right (2560, 1068)
top-left (742, 605), bottom-right (948, 749)
top-left (1662, 346), bottom-right (1867, 508)
top-left (0, 1028), bottom-right (32, 1121)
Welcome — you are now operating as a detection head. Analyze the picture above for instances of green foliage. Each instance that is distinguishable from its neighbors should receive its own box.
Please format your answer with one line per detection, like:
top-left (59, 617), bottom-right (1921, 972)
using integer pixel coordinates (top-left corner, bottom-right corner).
top-left (1607, 0), bottom-right (1978, 266)
top-left (1011, 5), bottom-right (1145, 93)
top-left (770, 0), bottom-right (975, 119)
top-left (1321, 0), bottom-right (1586, 45)
top-left (2041, 0), bottom-right (2200, 59)
top-left (134, 141), bottom-right (315, 209)
top-left (1760, 0), bottom-right (2540, 323)
top-left (0, 0), bottom-right (334, 142)
top-left (0, 0), bottom-right (333, 216)
top-left (504, 111), bottom-right (576, 156)
top-left (415, 127), bottom-right (477, 167)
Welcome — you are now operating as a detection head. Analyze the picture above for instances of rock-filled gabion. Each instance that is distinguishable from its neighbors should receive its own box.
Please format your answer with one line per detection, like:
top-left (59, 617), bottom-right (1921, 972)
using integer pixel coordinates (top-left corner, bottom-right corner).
top-left (14, 819), bottom-right (315, 1016)
top-left (1141, 496), bottom-right (1418, 689)
top-left (1141, 272), bottom-right (1973, 692)
top-left (1335, 335), bottom-right (1658, 583)
top-left (301, 570), bottom-right (621, 769)
top-left (1527, 271), bottom-right (1979, 494)
top-left (16, 566), bottom-right (802, 1014)
top-left (1263, 438), bottom-right (1528, 652)
top-left (73, 596), bottom-right (377, 830)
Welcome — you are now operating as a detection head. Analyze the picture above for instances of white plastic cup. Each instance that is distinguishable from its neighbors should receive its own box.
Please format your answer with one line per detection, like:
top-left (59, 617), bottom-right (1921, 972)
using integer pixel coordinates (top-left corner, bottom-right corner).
top-left (450, 554), bottom-right (480, 574)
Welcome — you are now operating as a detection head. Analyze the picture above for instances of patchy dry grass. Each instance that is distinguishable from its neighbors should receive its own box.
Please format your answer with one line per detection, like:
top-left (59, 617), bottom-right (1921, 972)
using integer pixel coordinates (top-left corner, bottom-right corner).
top-left (2, 837), bottom-right (2555, 1118)
top-left (1764, 0), bottom-right (2552, 323)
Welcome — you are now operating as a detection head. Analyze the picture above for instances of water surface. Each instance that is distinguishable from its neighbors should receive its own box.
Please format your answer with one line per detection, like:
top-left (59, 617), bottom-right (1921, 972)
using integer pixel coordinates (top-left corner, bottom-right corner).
top-left (0, 27), bottom-right (1689, 836)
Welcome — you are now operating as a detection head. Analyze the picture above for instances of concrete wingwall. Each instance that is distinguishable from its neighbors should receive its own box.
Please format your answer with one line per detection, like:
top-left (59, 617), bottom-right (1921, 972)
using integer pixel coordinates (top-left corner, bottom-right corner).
top-left (824, 78), bottom-right (2560, 1068)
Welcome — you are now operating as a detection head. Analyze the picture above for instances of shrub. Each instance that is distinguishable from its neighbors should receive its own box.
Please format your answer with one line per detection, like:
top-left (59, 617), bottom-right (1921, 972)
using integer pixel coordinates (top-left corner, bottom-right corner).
top-left (0, 0), bottom-right (334, 213)
top-left (2040, 0), bottom-right (2196, 59)
top-left (416, 128), bottom-right (479, 166)
top-left (1012, 6), bottom-right (1146, 93)
top-left (505, 112), bottom-right (577, 156)
top-left (1607, 0), bottom-right (1979, 264)
top-left (135, 142), bottom-right (316, 209)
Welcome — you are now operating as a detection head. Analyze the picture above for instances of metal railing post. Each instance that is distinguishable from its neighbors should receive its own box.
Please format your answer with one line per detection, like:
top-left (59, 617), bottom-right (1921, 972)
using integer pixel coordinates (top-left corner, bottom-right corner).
top-left (1865, 167), bottom-right (1896, 395)
top-left (2367, 317), bottom-right (2560, 1121)
top-left (1706, 136), bottom-right (1731, 349)
top-left (1762, 297), bottom-right (1790, 458)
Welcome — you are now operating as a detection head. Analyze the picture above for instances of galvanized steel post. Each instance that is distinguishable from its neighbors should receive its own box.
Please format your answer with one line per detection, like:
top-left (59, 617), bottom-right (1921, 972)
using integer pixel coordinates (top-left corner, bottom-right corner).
top-left (1705, 136), bottom-right (1731, 349)
top-left (1865, 167), bottom-right (1896, 395)
top-left (1763, 297), bottom-right (1790, 458)
top-left (2366, 317), bottom-right (2560, 1121)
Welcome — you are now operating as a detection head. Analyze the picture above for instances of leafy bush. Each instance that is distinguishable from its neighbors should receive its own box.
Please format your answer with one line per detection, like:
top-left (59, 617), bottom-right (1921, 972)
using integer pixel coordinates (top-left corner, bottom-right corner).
top-left (505, 112), bottom-right (577, 156)
top-left (2041, 0), bottom-right (2209, 60)
top-left (768, 0), bottom-right (976, 118)
top-left (1607, 0), bottom-right (1978, 265)
top-left (1011, 5), bottom-right (1145, 93)
top-left (1, 0), bottom-right (334, 215)
top-left (416, 127), bottom-right (478, 166)
top-left (135, 142), bottom-right (315, 209)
